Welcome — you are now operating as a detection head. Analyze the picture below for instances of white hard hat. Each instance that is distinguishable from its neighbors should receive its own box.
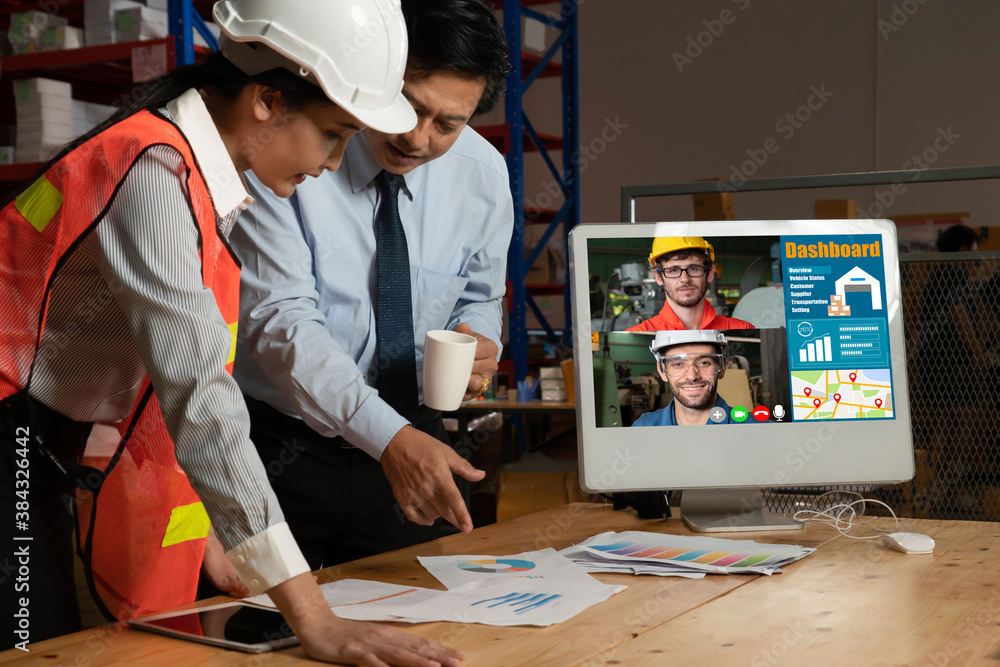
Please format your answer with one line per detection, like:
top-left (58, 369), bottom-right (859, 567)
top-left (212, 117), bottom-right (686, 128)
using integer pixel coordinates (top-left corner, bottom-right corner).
top-left (213, 0), bottom-right (416, 134)
top-left (649, 330), bottom-right (728, 355)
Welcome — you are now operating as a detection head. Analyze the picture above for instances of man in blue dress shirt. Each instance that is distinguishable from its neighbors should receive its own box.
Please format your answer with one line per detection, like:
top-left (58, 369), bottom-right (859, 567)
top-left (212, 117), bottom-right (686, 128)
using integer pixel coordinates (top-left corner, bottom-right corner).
top-left (230, 0), bottom-right (513, 568)
top-left (632, 330), bottom-right (739, 427)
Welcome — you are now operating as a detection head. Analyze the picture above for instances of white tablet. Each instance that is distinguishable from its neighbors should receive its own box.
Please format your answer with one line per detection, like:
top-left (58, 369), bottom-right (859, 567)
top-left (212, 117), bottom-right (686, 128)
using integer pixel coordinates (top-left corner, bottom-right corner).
top-left (127, 601), bottom-right (299, 653)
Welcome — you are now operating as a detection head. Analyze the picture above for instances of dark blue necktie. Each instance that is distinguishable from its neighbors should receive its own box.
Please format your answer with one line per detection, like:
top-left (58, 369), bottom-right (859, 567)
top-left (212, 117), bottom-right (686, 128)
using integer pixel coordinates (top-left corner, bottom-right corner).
top-left (374, 171), bottom-right (419, 425)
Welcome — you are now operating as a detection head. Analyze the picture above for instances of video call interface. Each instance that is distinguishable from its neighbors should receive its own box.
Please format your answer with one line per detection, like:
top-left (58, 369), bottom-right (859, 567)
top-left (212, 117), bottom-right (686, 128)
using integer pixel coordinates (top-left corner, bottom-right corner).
top-left (588, 232), bottom-right (897, 427)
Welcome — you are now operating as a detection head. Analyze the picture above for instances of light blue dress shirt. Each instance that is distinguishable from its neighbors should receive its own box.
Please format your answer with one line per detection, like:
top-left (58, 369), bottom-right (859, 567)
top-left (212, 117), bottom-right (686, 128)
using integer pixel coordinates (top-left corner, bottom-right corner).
top-left (231, 129), bottom-right (513, 459)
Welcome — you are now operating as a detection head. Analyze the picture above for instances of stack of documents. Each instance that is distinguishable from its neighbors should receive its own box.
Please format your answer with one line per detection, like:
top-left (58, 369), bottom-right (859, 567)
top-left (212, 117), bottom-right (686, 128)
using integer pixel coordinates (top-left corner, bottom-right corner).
top-left (15, 78), bottom-right (74, 163)
top-left (560, 531), bottom-right (815, 577)
top-left (246, 548), bottom-right (626, 627)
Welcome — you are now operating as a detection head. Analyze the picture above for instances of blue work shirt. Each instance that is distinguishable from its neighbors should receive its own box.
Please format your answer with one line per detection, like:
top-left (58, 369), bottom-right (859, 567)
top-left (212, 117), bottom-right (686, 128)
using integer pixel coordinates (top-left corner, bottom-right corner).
top-left (231, 129), bottom-right (513, 459)
top-left (632, 396), bottom-right (742, 426)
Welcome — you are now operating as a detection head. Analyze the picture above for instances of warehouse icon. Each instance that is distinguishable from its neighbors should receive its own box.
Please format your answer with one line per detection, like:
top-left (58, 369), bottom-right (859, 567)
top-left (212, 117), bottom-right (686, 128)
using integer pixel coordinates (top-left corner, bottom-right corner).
top-left (834, 266), bottom-right (882, 311)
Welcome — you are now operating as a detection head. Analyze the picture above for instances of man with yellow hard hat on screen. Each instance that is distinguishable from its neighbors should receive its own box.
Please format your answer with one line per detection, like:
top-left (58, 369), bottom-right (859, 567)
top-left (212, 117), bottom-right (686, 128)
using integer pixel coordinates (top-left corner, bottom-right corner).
top-left (626, 236), bottom-right (752, 331)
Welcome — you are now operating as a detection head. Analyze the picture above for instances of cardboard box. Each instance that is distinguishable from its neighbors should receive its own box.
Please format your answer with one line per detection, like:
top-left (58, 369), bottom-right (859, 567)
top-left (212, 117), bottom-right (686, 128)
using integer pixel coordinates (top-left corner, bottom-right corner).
top-left (41, 25), bottom-right (83, 50)
top-left (692, 178), bottom-right (735, 220)
top-left (827, 304), bottom-right (851, 317)
top-left (115, 6), bottom-right (169, 42)
top-left (541, 388), bottom-right (567, 401)
top-left (9, 12), bottom-right (68, 54)
top-left (525, 246), bottom-right (564, 284)
top-left (815, 199), bottom-right (859, 219)
top-left (14, 78), bottom-right (72, 99)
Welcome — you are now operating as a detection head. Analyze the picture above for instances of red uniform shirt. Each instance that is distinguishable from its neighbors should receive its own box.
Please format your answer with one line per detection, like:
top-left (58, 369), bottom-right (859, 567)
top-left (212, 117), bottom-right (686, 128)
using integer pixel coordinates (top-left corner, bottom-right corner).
top-left (626, 299), bottom-right (754, 332)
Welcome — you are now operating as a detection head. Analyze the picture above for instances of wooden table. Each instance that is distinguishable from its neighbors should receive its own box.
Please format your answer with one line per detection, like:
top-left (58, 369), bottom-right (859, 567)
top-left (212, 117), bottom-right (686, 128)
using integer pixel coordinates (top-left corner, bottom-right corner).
top-left (5, 503), bottom-right (1000, 665)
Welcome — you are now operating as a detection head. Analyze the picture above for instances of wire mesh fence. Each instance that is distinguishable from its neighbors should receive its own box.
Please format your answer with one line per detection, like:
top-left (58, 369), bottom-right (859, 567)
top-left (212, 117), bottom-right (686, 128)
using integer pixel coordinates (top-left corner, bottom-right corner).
top-left (764, 252), bottom-right (1000, 521)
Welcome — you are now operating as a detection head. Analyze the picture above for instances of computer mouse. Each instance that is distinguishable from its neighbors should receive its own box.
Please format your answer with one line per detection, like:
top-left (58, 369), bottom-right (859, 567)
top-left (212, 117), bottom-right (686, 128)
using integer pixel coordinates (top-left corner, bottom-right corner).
top-left (882, 531), bottom-right (935, 554)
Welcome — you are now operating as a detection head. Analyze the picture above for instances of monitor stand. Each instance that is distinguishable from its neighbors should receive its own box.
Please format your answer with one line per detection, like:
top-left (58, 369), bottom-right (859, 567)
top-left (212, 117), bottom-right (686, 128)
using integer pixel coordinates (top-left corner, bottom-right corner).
top-left (680, 488), bottom-right (804, 532)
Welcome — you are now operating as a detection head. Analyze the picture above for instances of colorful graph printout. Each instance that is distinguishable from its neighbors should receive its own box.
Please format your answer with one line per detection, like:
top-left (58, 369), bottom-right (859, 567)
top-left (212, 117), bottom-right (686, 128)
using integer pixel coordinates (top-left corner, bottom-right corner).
top-left (419, 548), bottom-right (599, 590)
top-left (458, 558), bottom-right (536, 574)
top-left (575, 531), bottom-right (815, 575)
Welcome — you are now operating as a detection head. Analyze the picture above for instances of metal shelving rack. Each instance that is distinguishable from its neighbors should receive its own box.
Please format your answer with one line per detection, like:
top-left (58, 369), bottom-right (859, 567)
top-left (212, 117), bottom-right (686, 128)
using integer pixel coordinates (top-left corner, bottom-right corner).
top-left (0, 1), bottom-right (212, 185)
top-left (168, 0), bottom-right (217, 66)
top-left (495, 0), bottom-right (580, 384)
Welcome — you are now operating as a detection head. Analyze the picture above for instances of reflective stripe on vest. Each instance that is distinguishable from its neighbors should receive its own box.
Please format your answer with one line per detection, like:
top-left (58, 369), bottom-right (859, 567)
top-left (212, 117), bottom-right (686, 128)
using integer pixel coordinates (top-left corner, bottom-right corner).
top-left (0, 109), bottom-right (241, 620)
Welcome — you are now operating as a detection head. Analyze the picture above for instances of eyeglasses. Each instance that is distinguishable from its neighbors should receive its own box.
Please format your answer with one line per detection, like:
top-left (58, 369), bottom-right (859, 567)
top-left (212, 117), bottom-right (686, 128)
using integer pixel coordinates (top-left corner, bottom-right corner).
top-left (655, 264), bottom-right (709, 278)
top-left (656, 353), bottom-right (723, 378)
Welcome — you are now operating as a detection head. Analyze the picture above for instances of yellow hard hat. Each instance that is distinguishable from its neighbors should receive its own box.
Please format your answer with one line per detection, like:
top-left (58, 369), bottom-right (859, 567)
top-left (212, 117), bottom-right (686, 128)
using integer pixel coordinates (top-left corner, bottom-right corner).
top-left (648, 236), bottom-right (715, 266)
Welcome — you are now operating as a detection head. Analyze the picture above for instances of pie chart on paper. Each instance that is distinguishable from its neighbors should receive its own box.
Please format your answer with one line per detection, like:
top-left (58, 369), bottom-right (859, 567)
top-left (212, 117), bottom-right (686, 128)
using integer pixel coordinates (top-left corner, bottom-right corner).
top-left (457, 558), bottom-right (536, 574)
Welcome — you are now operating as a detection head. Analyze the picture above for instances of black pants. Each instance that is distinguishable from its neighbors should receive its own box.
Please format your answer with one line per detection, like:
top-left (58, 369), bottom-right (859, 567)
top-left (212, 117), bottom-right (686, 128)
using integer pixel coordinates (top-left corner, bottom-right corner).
top-left (245, 396), bottom-right (455, 572)
top-left (0, 392), bottom-right (91, 644)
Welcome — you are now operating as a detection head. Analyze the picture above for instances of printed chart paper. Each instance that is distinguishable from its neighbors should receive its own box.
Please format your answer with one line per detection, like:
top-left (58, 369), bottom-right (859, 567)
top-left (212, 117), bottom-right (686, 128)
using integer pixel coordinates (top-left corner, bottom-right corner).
top-left (330, 577), bottom-right (625, 627)
top-left (565, 531), bottom-right (815, 576)
top-left (418, 547), bottom-right (598, 589)
top-left (248, 578), bottom-right (624, 627)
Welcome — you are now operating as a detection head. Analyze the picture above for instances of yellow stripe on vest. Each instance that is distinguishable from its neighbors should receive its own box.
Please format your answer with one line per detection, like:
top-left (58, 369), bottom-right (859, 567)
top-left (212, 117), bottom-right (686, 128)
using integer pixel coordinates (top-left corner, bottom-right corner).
top-left (161, 502), bottom-right (211, 548)
top-left (16, 175), bottom-right (64, 232)
top-left (226, 321), bottom-right (239, 366)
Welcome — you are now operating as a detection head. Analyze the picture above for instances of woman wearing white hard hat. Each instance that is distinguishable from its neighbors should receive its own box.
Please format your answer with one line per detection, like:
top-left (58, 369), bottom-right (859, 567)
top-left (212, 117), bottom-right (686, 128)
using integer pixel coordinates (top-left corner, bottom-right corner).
top-left (0, 1), bottom-right (462, 663)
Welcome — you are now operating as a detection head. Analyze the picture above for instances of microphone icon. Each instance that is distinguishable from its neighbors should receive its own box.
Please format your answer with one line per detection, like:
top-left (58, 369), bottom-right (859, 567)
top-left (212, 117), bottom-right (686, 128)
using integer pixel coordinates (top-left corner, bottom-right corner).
top-left (772, 405), bottom-right (785, 421)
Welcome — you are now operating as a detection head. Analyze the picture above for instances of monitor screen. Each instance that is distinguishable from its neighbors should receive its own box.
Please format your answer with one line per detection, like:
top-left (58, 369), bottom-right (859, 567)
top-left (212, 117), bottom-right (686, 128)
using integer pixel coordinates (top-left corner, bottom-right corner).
top-left (568, 220), bottom-right (914, 531)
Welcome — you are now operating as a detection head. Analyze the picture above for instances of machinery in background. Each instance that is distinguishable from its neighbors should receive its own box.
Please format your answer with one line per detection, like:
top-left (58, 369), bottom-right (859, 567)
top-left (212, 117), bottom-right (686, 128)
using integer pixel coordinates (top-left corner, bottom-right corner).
top-left (591, 261), bottom-right (662, 332)
top-left (592, 259), bottom-right (731, 333)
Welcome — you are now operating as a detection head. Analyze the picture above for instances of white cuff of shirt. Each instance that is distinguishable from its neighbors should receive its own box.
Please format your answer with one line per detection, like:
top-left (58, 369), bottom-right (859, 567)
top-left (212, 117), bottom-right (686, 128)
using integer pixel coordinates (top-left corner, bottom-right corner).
top-left (341, 395), bottom-right (410, 460)
top-left (225, 522), bottom-right (311, 596)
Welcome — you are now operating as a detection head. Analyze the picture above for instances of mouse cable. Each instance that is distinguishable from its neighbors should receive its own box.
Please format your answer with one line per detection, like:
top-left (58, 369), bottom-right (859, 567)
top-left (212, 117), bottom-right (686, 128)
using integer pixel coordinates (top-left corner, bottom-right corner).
top-left (791, 490), bottom-right (900, 540)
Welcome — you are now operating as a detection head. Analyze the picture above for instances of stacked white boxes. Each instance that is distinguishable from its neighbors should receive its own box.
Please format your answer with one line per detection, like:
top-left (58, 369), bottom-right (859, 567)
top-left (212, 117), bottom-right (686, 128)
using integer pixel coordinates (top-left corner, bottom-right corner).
top-left (114, 5), bottom-right (169, 41)
top-left (539, 366), bottom-right (567, 402)
top-left (84, 0), bottom-right (143, 45)
top-left (40, 25), bottom-right (84, 51)
top-left (15, 79), bottom-right (74, 164)
top-left (9, 11), bottom-right (69, 54)
top-left (114, 6), bottom-right (221, 45)
top-left (72, 101), bottom-right (117, 137)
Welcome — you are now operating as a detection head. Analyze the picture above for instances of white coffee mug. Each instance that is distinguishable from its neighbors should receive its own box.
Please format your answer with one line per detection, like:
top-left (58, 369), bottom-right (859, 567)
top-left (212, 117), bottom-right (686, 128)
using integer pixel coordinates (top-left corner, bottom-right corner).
top-left (422, 329), bottom-right (478, 411)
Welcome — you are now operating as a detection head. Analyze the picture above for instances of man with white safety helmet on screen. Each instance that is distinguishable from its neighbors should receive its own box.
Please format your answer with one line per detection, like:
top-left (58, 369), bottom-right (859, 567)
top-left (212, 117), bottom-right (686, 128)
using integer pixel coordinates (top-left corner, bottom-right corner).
top-left (632, 330), bottom-right (741, 426)
top-left (626, 236), bottom-right (753, 331)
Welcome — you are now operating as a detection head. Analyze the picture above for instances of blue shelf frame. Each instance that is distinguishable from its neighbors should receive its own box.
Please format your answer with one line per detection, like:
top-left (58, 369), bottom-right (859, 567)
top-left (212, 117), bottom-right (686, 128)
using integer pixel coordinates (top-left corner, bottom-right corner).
top-left (168, 0), bottom-right (218, 66)
top-left (502, 0), bottom-right (580, 383)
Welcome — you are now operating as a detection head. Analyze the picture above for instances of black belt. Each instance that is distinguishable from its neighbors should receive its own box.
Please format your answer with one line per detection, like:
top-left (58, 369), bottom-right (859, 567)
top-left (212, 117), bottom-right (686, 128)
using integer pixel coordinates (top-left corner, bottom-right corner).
top-left (243, 395), bottom-right (441, 450)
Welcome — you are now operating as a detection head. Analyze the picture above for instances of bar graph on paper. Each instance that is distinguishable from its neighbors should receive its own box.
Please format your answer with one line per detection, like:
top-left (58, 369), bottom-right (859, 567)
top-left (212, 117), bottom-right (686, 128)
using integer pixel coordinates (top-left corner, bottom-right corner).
top-left (470, 591), bottom-right (564, 614)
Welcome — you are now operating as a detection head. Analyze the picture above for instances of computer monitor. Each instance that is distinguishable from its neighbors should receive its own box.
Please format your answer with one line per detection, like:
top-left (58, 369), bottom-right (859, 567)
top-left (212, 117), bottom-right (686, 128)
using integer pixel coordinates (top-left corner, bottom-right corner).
top-left (568, 219), bottom-right (914, 532)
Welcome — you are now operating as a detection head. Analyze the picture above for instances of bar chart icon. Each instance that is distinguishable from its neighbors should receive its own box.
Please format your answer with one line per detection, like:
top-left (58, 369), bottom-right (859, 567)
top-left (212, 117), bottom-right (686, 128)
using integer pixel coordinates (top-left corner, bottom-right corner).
top-left (799, 334), bottom-right (833, 363)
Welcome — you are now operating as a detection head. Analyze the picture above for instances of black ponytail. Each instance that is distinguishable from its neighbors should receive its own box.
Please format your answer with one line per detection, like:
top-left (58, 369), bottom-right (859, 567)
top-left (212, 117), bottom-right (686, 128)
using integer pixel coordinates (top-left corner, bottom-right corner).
top-left (4, 50), bottom-right (330, 206)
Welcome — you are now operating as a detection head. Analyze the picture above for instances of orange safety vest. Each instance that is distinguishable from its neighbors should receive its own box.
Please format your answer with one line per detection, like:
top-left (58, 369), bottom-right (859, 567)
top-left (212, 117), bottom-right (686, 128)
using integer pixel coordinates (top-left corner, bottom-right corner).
top-left (0, 109), bottom-right (241, 621)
